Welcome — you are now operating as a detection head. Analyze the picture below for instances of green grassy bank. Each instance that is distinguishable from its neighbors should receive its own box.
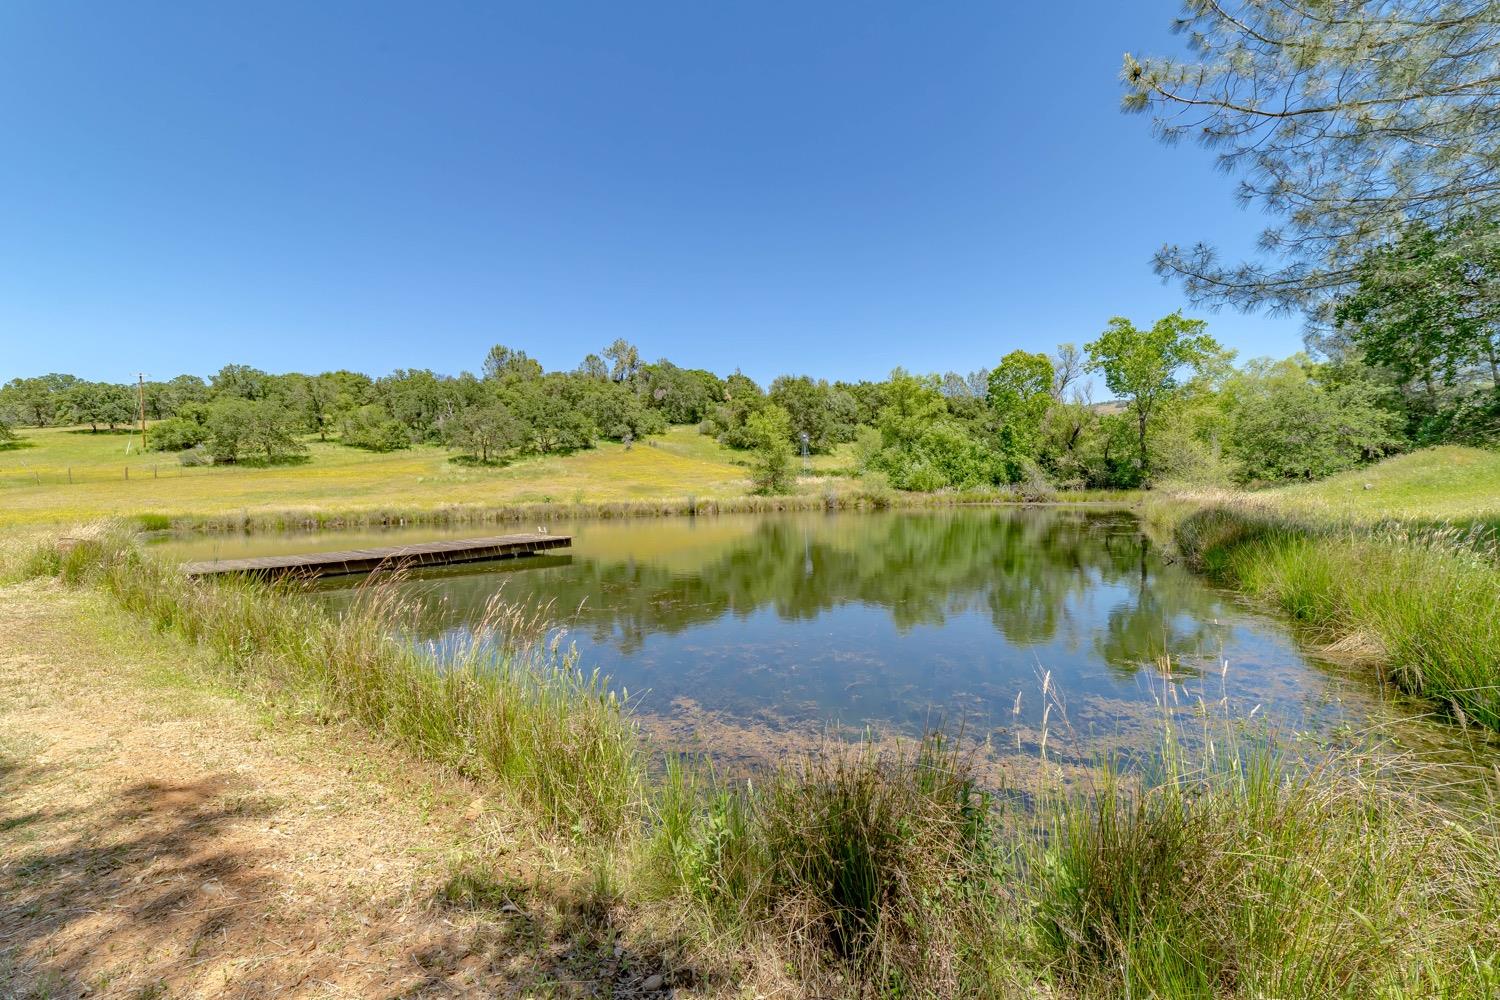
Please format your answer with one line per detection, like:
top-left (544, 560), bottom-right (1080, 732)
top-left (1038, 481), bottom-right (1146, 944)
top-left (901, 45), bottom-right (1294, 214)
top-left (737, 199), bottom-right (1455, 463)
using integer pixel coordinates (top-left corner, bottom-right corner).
top-left (9, 528), bottom-right (1498, 998)
top-left (1148, 448), bottom-right (1500, 732)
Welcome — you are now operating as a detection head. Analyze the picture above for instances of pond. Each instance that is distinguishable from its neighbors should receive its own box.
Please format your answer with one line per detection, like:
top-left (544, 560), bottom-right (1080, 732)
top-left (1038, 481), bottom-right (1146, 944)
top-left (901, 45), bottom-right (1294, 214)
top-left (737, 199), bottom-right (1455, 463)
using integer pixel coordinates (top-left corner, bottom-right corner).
top-left (153, 506), bottom-right (1463, 770)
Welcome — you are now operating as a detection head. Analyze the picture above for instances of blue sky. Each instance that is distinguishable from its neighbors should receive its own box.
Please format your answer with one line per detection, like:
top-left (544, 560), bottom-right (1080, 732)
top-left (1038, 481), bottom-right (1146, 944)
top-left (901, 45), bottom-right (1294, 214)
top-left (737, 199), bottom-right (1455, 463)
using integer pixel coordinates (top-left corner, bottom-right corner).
top-left (0, 2), bottom-right (1304, 386)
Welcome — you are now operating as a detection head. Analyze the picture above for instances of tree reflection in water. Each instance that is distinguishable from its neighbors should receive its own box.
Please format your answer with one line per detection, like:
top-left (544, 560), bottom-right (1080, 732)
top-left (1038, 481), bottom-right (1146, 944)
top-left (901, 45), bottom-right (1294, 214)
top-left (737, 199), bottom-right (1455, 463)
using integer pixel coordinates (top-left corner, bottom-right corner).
top-left (315, 508), bottom-right (1360, 747)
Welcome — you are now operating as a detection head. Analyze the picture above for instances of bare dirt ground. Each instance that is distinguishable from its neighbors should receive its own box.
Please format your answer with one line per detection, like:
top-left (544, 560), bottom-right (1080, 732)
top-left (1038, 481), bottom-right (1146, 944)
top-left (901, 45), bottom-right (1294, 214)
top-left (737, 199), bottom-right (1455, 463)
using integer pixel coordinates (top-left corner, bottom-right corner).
top-left (0, 581), bottom-right (695, 999)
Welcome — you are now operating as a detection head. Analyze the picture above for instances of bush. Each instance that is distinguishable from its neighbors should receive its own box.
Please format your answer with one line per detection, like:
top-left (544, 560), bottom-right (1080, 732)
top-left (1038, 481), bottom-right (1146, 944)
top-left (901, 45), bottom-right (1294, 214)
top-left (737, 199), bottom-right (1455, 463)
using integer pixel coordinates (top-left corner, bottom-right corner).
top-left (746, 405), bottom-right (795, 494)
top-left (341, 404), bottom-right (409, 451)
top-left (873, 421), bottom-right (1007, 491)
top-left (147, 415), bottom-right (206, 452)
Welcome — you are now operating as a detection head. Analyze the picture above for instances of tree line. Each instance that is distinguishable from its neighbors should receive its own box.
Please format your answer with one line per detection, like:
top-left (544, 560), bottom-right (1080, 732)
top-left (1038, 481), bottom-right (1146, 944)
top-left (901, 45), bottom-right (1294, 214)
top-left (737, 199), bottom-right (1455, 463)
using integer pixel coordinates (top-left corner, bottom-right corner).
top-left (7, 305), bottom-right (1491, 492)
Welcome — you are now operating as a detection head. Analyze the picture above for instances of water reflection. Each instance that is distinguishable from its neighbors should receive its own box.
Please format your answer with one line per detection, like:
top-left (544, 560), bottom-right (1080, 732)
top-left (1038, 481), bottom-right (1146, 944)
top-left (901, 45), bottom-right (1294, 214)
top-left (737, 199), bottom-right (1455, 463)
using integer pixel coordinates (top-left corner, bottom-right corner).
top-left (298, 508), bottom-right (1366, 750)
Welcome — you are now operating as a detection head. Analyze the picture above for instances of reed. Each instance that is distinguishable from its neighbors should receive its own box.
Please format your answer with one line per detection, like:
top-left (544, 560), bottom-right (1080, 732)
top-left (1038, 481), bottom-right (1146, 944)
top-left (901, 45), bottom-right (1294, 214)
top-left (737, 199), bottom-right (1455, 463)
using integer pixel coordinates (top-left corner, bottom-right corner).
top-left (122, 485), bottom-right (1139, 535)
top-left (1163, 501), bottom-right (1500, 730)
top-left (1021, 725), bottom-right (1500, 997)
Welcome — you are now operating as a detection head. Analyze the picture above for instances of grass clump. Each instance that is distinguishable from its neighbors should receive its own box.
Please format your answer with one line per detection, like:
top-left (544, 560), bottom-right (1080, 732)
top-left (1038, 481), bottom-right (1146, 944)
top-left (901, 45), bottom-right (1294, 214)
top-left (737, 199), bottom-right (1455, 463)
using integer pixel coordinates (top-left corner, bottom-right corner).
top-left (1028, 736), bottom-right (1500, 998)
top-left (646, 737), bottom-right (1009, 996)
top-left (1168, 504), bottom-right (1500, 730)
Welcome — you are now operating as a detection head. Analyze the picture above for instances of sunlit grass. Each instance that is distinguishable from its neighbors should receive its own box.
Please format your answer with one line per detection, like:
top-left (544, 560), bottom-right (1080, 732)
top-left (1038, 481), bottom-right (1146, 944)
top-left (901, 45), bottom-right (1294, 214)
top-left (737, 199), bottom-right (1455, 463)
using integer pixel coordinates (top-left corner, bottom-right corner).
top-left (1263, 444), bottom-right (1500, 532)
top-left (31, 524), bottom-right (643, 838)
top-left (1162, 502), bottom-right (1500, 730)
top-left (0, 425), bottom-right (754, 527)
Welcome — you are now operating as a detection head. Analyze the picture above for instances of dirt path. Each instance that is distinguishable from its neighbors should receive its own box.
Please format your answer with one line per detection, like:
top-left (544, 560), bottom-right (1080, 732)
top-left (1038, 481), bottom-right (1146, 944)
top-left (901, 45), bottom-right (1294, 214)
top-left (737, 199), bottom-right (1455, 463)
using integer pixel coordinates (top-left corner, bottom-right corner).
top-left (0, 581), bottom-right (687, 999)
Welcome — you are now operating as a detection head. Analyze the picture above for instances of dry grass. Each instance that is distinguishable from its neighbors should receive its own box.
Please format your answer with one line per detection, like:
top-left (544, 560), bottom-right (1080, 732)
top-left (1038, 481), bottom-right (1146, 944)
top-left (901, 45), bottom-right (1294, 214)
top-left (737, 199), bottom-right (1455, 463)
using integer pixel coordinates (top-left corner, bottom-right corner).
top-left (0, 580), bottom-right (693, 998)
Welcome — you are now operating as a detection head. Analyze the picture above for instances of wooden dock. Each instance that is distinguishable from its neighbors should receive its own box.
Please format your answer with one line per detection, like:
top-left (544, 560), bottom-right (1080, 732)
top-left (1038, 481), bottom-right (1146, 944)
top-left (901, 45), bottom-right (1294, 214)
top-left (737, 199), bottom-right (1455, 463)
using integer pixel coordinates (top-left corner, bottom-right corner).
top-left (182, 533), bottom-right (572, 579)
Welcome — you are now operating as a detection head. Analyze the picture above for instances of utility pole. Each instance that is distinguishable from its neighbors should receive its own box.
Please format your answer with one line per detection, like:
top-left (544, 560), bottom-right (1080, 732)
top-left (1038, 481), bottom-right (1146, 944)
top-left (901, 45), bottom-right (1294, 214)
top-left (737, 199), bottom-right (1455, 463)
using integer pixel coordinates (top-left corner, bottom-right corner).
top-left (136, 373), bottom-right (147, 452)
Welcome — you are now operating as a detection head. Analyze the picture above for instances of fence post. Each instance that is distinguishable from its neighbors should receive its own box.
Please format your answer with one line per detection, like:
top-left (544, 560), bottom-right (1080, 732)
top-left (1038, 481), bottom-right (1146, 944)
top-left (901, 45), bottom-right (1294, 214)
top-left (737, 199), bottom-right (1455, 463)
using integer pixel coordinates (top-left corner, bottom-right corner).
top-left (125, 466), bottom-right (129, 480)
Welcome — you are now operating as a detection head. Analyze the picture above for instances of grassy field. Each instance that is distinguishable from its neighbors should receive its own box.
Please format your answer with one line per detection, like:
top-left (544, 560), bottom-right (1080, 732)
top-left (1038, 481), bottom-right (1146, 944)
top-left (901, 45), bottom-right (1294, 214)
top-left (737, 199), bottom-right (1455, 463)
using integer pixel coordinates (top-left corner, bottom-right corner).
top-left (1266, 445), bottom-right (1500, 530)
top-left (0, 425), bottom-right (868, 527)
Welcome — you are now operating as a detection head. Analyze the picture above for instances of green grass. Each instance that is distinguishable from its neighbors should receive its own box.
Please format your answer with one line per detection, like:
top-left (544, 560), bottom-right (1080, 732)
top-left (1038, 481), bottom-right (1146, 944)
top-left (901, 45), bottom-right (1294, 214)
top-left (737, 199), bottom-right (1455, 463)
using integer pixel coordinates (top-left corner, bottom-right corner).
top-left (0, 425), bottom-right (764, 527)
top-left (1025, 735), bottom-right (1500, 997)
top-left (1151, 446), bottom-right (1500, 731)
top-left (33, 525), bottom-right (643, 838)
top-left (17, 527), bottom-right (1500, 998)
top-left (1262, 444), bottom-right (1500, 534)
top-left (0, 423), bottom-right (1134, 531)
top-left (1165, 505), bottom-right (1500, 730)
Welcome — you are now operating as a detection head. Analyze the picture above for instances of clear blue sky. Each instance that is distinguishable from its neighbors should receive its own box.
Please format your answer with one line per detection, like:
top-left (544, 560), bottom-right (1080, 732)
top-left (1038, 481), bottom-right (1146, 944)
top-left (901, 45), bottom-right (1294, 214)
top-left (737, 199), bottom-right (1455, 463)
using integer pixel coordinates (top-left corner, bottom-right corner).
top-left (0, 1), bottom-right (1303, 386)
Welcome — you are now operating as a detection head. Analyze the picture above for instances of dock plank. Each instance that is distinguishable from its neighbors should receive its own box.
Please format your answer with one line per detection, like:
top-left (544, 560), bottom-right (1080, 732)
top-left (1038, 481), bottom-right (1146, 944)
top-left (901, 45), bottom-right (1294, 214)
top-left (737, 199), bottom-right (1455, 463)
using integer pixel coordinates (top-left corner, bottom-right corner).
top-left (182, 533), bottom-right (571, 579)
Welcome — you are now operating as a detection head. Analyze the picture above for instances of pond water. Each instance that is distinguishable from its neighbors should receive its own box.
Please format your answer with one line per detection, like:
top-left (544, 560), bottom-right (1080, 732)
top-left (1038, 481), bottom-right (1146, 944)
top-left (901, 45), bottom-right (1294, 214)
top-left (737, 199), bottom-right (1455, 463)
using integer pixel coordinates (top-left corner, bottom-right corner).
top-left (153, 507), bottom-right (1458, 770)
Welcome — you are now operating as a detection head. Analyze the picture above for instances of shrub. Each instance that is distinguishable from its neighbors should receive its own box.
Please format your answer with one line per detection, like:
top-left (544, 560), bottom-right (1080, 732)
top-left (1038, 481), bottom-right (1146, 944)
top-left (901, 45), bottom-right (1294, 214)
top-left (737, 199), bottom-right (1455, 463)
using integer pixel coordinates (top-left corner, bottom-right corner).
top-left (747, 405), bottom-right (795, 494)
top-left (178, 445), bottom-right (211, 467)
top-left (147, 415), bottom-right (206, 452)
top-left (341, 404), bottom-right (409, 452)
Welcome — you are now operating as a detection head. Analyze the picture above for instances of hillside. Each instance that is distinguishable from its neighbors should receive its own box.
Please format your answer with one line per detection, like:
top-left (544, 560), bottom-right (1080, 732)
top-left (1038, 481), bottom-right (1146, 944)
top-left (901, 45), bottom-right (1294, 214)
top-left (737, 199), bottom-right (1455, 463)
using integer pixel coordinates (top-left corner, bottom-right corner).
top-left (0, 425), bottom-right (839, 527)
top-left (1267, 445), bottom-right (1500, 528)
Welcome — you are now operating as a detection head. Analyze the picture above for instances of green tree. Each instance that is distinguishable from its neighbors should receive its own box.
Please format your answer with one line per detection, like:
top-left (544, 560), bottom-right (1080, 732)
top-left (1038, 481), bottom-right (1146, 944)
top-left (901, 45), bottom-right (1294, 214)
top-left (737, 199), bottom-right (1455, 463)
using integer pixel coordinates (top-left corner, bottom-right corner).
top-left (341, 404), bottom-right (409, 451)
top-left (445, 400), bottom-right (523, 462)
top-left (769, 375), bottom-right (852, 453)
top-left (377, 369), bottom-right (460, 441)
top-left (637, 361), bottom-right (722, 424)
top-left (1334, 216), bottom-right (1500, 442)
top-left (746, 404), bottom-right (795, 494)
top-left (1125, 2), bottom-right (1500, 311)
top-left (603, 338), bottom-right (641, 383)
top-left (1, 374), bottom-right (80, 426)
top-left (507, 378), bottom-right (595, 454)
top-left (205, 399), bottom-right (305, 463)
top-left (580, 378), bottom-right (666, 440)
top-left (210, 364), bottom-right (270, 401)
top-left (708, 371), bottom-right (767, 449)
top-left (986, 350), bottom-right (1054, 462)
top-left (1086, 313), bottom-right (1221, 483)
top-left (482, 344), bottom-right (544, 382)
top-left (64, 381), bottom-right (136, 432)
top-left (1223, 358), bottom-right (1402, 482)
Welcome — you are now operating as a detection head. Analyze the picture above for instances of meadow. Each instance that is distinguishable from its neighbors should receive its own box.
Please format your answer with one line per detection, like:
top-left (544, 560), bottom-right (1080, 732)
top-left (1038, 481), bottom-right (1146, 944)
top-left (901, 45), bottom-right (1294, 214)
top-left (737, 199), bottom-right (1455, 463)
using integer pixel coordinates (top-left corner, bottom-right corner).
top-left (0, 425), bottom-right (858, 528)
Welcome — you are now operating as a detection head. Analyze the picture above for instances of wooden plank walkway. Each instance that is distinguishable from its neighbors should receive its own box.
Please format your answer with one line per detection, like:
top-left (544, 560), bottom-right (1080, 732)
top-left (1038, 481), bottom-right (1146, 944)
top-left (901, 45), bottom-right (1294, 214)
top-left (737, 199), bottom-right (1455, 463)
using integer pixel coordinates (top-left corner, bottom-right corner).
top-left (181, 533), bottom-right (572, 579)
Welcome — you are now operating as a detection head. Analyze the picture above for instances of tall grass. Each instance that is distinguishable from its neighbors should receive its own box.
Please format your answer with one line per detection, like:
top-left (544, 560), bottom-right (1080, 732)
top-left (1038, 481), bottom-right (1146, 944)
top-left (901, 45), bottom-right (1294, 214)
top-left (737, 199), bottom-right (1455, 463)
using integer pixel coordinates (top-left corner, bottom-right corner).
top-left (1025, 726), bottom-right (1500, 998)
top-left (645, 737), bottom-right (1006, 995)
top-left (43, 525), bottom-right (642, 838)
top-left (18, 524), bottom-right (1500, 997)
top-left (1166, 503), bottom-right (1500, 730)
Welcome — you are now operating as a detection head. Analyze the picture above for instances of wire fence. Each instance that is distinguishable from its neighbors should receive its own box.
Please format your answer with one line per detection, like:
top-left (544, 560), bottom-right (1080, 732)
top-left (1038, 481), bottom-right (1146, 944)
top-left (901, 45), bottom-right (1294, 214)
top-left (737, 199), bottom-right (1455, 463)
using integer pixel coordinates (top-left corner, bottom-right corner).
top-left (0, 461), bottom-right (224, 489)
